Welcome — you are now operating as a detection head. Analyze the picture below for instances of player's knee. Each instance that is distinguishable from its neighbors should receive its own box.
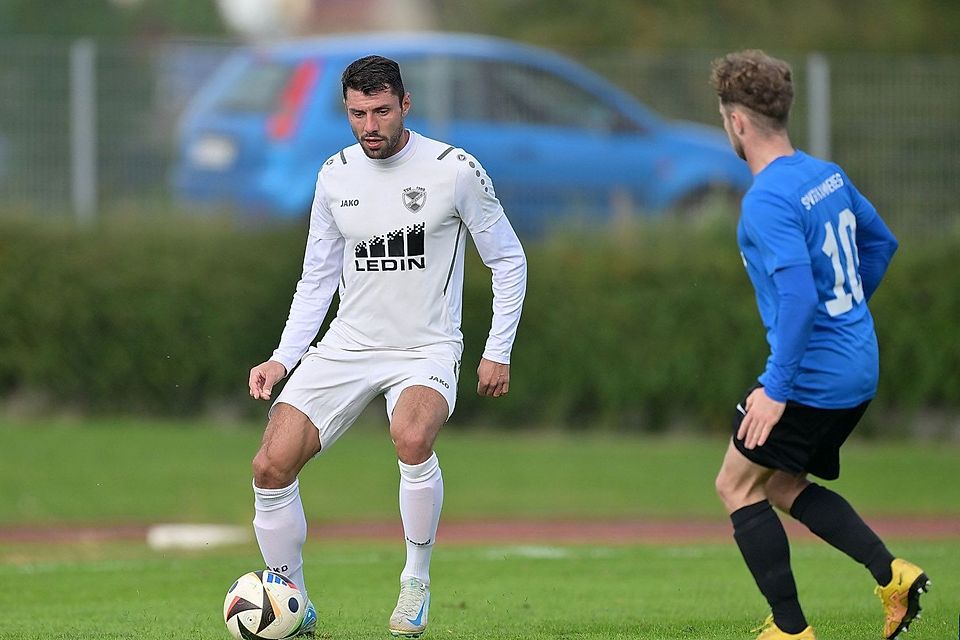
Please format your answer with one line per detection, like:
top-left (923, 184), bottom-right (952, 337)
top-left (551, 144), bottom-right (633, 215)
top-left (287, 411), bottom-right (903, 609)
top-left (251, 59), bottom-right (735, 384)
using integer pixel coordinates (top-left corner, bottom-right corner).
top-left (714, 469), bottom-right (734, 504)
top-left (393, 440), bottom-right (432, 466)
top-left (767, 491), bottom-right (792, 513)
top-left (766, 473), bottom-right (809, 512)
top-left (715, 466), bottom-right (759, 512)
top-left (252, 449), bottom-right (295, 489)
top-left (391, 430), bottom-right (432, 465)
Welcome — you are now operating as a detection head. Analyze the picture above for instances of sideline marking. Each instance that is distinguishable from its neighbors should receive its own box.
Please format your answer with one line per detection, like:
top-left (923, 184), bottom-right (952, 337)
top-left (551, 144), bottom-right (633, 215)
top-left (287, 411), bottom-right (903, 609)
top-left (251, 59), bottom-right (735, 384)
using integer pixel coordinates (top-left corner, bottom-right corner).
top-left (146, 524), bottom-right (249, 550)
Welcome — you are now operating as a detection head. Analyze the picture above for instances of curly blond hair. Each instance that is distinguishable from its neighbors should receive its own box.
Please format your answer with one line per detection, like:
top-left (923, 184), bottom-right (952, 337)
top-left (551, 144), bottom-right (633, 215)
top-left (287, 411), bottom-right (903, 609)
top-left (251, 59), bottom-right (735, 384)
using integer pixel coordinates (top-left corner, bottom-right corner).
top-left (710, 50), bottom-right (793, 130)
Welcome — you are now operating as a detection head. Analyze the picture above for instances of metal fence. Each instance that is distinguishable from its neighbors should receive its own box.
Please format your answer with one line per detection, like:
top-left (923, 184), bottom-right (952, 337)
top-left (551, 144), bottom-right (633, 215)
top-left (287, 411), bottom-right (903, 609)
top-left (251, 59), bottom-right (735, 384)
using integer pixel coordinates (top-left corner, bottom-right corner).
top-left (0, 37), bottom-right (957, 235)
top-left (0, 37), bottom-right (233, 217)
top-left (586, 49), bottom-right (960, 235)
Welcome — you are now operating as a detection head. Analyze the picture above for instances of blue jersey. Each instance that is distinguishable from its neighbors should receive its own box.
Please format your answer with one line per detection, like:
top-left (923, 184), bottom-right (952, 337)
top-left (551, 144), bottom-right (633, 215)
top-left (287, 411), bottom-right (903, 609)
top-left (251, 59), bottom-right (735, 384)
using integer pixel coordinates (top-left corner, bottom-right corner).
top-left (738, 151), bottom-right (897, 408)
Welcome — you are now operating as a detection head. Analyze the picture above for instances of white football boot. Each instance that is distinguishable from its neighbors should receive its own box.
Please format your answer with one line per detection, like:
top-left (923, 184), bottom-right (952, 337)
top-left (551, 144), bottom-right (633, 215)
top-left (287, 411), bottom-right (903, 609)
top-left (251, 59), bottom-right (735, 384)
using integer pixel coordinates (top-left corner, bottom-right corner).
top-left (388, 577), bottom-right (430, 638)
top-left (294, 599), bottom-right (317, 636)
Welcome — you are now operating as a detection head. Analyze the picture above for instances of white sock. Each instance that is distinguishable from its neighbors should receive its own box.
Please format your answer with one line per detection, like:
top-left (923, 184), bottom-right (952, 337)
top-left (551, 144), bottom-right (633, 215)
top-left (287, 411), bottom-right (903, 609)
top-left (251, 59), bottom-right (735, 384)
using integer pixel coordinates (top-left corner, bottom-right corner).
top-left (398, 453), bottom-right (443, 586)
top-left (253, 479), bottom-right (309, 601)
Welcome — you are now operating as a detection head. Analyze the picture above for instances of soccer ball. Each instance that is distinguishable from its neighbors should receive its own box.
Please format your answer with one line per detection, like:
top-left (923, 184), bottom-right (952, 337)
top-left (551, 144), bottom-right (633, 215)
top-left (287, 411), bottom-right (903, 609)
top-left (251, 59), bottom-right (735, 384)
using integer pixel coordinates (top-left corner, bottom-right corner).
top-left (223, 570), bottom-right (305, 639)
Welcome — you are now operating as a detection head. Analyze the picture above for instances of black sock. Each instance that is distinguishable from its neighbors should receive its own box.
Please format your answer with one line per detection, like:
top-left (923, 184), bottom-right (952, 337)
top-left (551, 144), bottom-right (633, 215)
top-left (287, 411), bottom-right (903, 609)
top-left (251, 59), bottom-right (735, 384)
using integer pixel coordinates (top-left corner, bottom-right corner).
top-left (731, 500), bottom-right (808, 634)
top-left (789, 483), bottom-right (894, 585)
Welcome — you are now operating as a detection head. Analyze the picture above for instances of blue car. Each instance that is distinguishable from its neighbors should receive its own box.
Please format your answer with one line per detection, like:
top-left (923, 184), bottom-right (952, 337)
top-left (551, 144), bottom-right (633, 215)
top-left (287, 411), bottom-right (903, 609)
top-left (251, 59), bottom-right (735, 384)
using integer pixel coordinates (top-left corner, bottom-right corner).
top-left (172, 32), bottom-right (750, 234)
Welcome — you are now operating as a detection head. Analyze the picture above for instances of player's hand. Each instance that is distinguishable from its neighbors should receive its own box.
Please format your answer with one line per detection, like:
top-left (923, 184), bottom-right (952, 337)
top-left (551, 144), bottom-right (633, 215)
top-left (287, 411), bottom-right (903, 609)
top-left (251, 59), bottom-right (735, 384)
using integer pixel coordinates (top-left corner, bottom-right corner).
top-left (737, 387), bottom-right (786, 450)
top-left (477, 358), bottom-right (510, 398)
top-left (248, 360), bottom-right (287, 401)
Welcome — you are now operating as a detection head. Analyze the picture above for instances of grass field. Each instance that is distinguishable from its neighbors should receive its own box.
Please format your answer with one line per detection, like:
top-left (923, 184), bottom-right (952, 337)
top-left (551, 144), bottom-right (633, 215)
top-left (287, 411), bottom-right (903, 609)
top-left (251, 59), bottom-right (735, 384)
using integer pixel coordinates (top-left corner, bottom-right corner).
top-left (2, 540), bottom-right (957, 639)
top-left (3, 418), bottom-right (960, 523)
top-left (2, 419), bottom-right (958, 639)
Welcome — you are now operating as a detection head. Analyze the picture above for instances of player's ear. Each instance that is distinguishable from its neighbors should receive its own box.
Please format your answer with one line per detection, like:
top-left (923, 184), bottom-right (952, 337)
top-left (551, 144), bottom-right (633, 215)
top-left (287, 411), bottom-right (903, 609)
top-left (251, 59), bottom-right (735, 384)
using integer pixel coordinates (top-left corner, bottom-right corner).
top-left (731, 109), bottom-right (746, 135)
top-left (401, 92), bottom-right (411, 116)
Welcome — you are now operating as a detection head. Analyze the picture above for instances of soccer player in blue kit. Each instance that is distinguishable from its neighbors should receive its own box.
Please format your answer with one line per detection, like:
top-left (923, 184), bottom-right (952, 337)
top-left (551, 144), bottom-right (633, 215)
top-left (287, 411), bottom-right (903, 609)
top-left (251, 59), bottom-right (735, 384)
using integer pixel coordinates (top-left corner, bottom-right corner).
top-left (710, 50), bottom-right (929, 640)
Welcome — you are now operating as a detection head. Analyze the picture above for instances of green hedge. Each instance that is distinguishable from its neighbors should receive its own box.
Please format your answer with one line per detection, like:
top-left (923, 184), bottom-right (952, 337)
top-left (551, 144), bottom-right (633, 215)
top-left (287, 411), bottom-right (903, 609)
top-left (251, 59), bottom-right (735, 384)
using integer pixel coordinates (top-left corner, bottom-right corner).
top-left (1, 216), bottom-right (956, 433)
top-left (0, 217), bottom-right (304, 415)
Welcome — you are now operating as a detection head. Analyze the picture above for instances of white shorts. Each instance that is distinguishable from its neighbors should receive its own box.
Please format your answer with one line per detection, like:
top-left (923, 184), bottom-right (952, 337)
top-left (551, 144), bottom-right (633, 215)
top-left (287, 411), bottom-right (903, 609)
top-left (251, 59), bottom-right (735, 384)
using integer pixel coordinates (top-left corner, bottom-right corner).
top-left (271, 344), bottom-right (460, 452)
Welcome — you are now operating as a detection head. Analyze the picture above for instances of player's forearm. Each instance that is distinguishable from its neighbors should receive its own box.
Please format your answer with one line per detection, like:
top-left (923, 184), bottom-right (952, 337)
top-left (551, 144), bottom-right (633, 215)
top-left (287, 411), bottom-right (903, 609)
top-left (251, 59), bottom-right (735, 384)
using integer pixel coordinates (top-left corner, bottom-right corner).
top-left (473, 217), bottom-right (527, 363)
top-left (483, 259), bottom-right (526, 363)
top-left (271, 282), bottom-right (337, 372)
top-left (762, 264), bottom-right (818, 402)
top-left (271, 236), bottom-right (344, 372)
top-left (857, 217), bottom-right (898, 300)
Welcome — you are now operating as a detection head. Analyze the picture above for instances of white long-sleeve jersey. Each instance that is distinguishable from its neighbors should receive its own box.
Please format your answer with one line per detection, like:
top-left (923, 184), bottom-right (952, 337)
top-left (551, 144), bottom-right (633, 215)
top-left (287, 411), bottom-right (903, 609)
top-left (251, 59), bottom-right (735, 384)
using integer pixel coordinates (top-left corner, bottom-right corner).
top-left (270, 131), bottom-right (527, 373)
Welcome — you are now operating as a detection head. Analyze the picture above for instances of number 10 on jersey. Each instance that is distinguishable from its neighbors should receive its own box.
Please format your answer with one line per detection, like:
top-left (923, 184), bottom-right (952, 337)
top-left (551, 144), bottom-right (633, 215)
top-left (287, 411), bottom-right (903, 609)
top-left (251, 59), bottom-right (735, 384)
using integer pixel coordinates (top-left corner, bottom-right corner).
top-left (822, 208), bottom-right (865, 317)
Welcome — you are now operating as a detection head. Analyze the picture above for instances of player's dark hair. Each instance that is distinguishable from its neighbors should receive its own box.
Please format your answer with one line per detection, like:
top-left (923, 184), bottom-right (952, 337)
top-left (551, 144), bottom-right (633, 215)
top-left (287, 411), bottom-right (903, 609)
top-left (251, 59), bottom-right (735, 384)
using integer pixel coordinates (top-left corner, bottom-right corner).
top-left (710, 49), bottom-right (793, 131)
top-left (341, 55), bottom-right (405, 101)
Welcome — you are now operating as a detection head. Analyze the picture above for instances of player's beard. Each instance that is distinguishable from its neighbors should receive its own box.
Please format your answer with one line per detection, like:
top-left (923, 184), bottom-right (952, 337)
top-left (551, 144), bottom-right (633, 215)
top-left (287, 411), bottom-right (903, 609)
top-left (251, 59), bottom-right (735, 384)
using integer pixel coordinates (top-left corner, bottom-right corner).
top-left (359, 125), bottom-right (406, 159)
top-left (730, 130), bottom-right (746, 161)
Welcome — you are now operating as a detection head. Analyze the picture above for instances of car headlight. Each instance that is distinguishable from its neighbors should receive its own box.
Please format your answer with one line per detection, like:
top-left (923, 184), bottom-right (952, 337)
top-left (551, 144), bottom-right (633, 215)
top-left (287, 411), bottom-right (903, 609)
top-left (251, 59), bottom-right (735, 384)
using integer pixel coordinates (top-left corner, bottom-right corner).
top-left (189, 135), bottom-right (237, 169)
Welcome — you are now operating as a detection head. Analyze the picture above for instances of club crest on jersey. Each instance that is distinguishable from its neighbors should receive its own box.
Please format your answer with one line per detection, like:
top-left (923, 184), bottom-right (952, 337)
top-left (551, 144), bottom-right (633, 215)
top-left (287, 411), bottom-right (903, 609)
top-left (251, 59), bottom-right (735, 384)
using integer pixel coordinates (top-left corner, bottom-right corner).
top-left (402, 186), bottom-right (427, 213)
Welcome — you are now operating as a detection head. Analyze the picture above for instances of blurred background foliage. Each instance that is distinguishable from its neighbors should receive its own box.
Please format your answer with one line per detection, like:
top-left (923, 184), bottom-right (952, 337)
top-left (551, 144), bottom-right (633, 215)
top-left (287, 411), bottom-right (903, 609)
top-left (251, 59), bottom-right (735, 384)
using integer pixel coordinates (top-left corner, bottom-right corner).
top-left (0, 0), bottom-right (225, 38)
top-left (0, 0), bottom-right (957, 53)
top-left (2, 214), bottom-right (958, 436)
top-left (434, 0), bottom-right (960, 54)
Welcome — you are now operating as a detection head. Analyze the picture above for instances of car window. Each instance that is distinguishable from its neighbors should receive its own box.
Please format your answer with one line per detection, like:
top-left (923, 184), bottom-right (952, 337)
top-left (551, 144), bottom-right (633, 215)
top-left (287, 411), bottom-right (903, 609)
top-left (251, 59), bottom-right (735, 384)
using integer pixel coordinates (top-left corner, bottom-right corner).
top-left (215, 59), bottom-right (295, 113)
top-left (395, 56), bottom-right (451, 124)
top-left (449, 59), bottom-right (640, 133)
top-left (396, 58), bottom-right (430, 103)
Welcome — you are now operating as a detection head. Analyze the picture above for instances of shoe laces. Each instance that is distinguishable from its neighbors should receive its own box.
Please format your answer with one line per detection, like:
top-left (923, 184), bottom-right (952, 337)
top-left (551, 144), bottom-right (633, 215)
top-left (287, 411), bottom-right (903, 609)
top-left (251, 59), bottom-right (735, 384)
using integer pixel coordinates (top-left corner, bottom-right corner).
top-left (394, 578), bottom-right (427, 618)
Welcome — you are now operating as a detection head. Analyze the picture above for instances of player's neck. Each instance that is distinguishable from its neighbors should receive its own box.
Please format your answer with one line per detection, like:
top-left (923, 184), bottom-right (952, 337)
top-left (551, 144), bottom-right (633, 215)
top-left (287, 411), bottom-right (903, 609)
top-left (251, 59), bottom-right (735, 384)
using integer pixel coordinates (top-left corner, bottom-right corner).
top-left (745, 135), bottom-right (795, 175)
top-left (393, 129), bottom-right (411, 155)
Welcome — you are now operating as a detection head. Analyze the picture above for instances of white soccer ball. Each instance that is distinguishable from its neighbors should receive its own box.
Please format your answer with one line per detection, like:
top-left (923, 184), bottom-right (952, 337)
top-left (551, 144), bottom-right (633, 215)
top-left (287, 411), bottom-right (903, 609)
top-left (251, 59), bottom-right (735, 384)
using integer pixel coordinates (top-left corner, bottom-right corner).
top-left (223, 570), bottom-right (306, 640)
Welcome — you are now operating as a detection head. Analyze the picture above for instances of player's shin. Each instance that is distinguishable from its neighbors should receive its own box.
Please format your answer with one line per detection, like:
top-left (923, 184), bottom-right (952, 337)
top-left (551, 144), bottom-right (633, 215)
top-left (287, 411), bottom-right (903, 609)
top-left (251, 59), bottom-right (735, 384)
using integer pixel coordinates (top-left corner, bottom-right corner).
top-left (253, 478), bottom-right (309, 601)
top-left (732, 500), bottom-right (808, 635)
top-left (789, 483), bottom-right (894, 585)
top-left (398, 453), bottom-right (443, 584)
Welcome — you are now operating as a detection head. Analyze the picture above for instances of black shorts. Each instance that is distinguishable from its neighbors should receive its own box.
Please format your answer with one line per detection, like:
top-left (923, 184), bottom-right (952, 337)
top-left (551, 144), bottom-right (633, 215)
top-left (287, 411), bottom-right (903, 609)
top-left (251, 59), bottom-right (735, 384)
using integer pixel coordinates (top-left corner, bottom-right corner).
top-left (731, 384), bottom-right (870, 480)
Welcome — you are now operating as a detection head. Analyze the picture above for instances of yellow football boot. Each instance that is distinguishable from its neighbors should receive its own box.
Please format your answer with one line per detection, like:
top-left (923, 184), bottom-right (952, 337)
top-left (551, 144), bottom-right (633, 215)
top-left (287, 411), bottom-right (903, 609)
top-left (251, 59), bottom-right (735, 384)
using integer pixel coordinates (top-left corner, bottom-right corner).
top-left (875, 558), bottom-right (930, 639)
top-left (752, 614), bottom-right (816, 639)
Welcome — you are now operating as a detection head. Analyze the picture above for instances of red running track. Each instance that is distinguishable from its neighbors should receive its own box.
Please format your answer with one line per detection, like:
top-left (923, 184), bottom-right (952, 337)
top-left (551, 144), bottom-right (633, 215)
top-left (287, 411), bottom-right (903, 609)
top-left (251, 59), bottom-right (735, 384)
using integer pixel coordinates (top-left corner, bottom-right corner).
top-left (1, 516), bottom-right (958, 545)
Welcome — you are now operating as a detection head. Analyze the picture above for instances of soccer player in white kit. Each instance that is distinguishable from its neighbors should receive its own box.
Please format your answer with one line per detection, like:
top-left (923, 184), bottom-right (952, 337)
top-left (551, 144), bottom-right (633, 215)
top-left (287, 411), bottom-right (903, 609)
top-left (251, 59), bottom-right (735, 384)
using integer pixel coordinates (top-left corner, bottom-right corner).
top-left (247, 55), bottom-right (527, 638)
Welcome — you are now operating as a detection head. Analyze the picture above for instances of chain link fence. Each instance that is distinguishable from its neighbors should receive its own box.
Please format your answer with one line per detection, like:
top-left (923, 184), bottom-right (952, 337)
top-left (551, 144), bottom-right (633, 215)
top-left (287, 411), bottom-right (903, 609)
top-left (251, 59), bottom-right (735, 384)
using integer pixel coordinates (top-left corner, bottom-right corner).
top-left (0, 37), bottom-right (233, 216)
top-left (0, 37), bottom-right (957, 235)
top-left (585, 48), bottom-right (960, 236)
